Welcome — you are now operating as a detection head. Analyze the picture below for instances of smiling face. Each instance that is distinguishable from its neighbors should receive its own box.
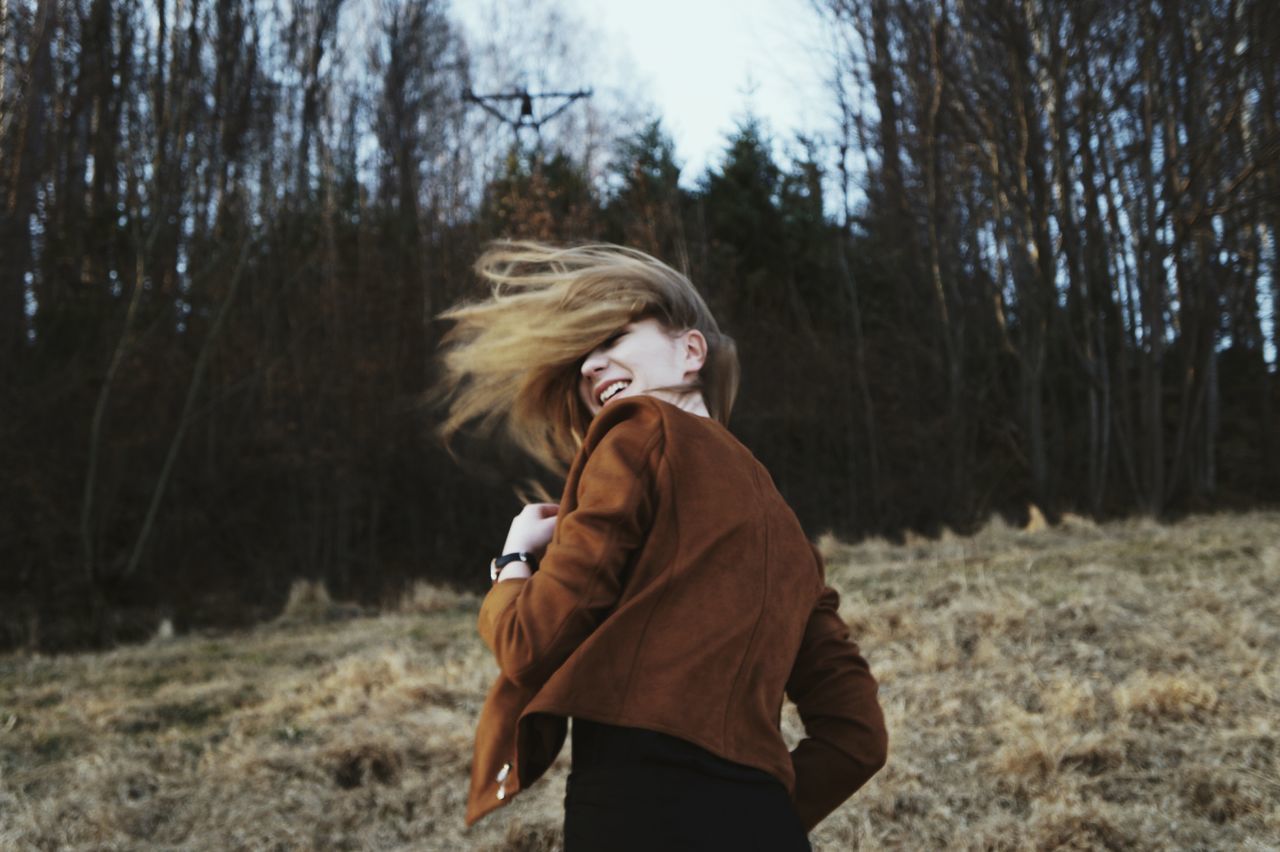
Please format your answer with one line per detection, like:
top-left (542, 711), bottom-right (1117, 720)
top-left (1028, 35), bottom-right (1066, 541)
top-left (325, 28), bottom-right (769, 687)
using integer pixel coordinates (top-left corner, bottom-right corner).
top-left (578, 317), bottom-right (708, 416)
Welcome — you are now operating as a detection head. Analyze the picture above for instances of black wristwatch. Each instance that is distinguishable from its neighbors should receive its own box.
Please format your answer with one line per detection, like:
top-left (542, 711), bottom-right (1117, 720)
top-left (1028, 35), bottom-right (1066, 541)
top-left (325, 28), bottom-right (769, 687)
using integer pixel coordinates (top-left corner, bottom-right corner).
top-left (490, 552), bottom-right (539, 584)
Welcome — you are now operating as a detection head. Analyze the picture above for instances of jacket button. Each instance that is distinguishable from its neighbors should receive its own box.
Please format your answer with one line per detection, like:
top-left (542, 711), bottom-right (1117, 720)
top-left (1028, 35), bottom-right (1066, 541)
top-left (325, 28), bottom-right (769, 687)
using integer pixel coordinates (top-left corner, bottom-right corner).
top-left (496, 762), bottom-right (511, 782)
top-left (496, 783), bottom-right (506, 800)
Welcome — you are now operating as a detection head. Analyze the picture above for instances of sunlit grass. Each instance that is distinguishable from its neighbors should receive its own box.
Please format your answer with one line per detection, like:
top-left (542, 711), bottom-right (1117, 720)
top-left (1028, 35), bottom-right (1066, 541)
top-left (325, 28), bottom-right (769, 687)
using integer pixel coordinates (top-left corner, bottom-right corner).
top-left (2, 512), bottom-right (1277, 849)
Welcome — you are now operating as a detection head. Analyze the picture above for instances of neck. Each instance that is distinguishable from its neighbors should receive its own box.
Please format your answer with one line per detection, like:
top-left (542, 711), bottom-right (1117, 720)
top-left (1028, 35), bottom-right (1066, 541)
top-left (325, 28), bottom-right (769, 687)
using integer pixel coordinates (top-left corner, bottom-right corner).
top-left (652, 390), bottom-right (710, 418)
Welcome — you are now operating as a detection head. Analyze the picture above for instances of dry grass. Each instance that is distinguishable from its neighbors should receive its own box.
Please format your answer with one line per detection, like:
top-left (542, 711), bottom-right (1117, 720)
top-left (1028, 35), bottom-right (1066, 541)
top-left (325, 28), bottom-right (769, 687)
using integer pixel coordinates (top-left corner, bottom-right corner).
top-left (2, 510), bottom-right (1278, 850)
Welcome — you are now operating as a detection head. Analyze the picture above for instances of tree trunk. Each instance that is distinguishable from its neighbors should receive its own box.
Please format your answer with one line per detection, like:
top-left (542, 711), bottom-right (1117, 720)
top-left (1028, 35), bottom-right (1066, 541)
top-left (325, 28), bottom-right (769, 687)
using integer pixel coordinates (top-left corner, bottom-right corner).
top-left (1, 0), bottom-right (56, 361)
top-left (1137, 11), bottom-right (1166, 514)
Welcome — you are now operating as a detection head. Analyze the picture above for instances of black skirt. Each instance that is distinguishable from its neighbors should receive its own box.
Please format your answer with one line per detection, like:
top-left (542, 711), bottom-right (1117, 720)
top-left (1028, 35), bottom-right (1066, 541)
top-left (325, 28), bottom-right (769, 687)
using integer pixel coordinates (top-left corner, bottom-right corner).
top-left (563, 718), bottom-right (812, 852)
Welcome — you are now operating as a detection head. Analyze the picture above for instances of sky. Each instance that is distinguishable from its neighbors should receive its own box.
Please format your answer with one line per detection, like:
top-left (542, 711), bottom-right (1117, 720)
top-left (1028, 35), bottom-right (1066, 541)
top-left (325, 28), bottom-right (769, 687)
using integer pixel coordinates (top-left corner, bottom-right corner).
top-left (574, 0), bottom-right (833, 178)
top-left (455, 0), bottom-right (836, 184)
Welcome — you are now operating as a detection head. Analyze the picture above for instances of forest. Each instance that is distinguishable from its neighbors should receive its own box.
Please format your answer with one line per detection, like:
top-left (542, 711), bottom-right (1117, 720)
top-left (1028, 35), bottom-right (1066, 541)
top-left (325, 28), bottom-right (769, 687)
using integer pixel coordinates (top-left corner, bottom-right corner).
top-left (1, 0), bottom-right (1277, 650)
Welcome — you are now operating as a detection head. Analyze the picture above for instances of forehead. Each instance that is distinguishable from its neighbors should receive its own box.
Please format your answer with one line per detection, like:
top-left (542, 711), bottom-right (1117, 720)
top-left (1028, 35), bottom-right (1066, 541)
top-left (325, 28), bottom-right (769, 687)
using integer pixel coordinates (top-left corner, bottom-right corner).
top-left (626, 317), bottom-right (672, 335)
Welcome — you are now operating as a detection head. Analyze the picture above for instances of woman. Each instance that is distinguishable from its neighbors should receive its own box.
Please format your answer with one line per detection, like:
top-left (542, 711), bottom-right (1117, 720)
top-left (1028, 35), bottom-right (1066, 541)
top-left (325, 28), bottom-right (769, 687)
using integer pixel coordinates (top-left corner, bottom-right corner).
top-left (435, 242), bottom-right (887, 849)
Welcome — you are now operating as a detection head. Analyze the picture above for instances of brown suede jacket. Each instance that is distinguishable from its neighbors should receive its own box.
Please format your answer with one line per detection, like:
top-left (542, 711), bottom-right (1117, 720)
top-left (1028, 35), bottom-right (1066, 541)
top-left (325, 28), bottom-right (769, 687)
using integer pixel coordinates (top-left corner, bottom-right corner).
top-left (465, 395), bottom-right (887, 832)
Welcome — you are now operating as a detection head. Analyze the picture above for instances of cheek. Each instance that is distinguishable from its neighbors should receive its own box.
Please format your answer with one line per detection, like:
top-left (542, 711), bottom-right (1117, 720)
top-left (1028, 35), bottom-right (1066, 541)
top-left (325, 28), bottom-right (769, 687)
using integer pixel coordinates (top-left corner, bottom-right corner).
top-left (667, 344), bottom-right (688, 376)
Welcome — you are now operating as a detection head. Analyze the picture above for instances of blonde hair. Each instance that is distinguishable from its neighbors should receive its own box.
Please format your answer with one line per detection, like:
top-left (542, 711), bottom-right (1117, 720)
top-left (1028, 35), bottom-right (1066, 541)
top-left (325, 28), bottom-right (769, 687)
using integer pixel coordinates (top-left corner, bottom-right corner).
top-left (432, 241), bottom-right (739, 475)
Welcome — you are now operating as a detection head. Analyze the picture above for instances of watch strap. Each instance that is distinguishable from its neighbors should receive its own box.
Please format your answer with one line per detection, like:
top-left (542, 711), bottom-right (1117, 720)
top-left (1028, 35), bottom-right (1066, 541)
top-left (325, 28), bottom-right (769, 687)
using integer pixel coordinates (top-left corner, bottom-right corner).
top-left (490, 551), bottom-right (539, 583)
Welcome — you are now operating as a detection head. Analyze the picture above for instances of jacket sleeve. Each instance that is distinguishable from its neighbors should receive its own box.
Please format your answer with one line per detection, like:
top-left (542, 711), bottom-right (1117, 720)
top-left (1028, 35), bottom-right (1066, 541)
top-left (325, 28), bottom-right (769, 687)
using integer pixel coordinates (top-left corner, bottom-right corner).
top-left (785, 547), bottom-right (889, 833)
top-left (477, 401), bottom-right (663, 691)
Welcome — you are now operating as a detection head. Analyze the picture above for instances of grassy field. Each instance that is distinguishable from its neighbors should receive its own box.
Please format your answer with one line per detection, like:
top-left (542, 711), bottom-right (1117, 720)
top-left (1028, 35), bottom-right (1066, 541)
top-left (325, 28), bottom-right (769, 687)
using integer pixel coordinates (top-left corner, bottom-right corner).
top-left (2, 511), bottom-right (1278, 850)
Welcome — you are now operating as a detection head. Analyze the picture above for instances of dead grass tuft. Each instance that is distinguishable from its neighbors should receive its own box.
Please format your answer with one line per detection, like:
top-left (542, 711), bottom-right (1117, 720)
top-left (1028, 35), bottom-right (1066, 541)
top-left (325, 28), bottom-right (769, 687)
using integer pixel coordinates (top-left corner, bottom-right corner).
top-left (1028, 797), bottom-right (1136, 851)
top-left (992, 721), bottom-right (1066, 783)
top-left (1058, 511), bottom-right (1098, 531)
top-left (1042, 676), bottom-right (1099, 723)
top-left (330, 742), bottom-right (404, 789)
top-left (973, 511), bottom-right (1016, 542)
top-left (1183, 767), bottom-right (1267, 824)
top-left (276, 578), bottom-right (363, 624)
top-left (398, 580), bottom-right (478, 615)
top-left (493, 820), bottom-right (562, 851)
top-left (278, 578), bottom-right (329, 621)
top-left (988, 694), bottom-right (1124, 789)
top-left (1114, 671), bottom-right (1219, 721)
top-left (149, 618), bottom-right (176, 644)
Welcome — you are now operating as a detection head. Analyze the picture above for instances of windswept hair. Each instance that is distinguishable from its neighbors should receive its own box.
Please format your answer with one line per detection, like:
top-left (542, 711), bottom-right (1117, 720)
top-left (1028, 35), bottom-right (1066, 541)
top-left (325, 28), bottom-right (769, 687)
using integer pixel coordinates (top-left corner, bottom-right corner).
top-left (432, 241), bottom-right (739, 475)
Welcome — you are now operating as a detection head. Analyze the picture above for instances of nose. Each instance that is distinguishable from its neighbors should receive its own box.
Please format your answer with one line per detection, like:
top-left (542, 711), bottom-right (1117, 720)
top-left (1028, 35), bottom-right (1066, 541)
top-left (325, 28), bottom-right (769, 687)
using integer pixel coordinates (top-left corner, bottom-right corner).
top-left (580, 347), bottom-right (609, 378)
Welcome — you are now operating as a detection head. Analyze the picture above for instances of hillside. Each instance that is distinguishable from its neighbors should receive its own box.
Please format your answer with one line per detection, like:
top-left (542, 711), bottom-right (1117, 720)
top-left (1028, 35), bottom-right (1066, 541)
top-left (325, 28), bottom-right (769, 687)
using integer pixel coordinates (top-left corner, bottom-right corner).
top-left (2, 511), bottom-right (1278, 850)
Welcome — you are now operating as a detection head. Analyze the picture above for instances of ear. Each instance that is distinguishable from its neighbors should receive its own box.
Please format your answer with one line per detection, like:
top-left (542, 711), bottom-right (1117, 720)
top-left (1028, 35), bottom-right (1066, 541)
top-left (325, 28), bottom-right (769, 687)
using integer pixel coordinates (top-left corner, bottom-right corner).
top-left (680, 329), bottom-right (708, 377)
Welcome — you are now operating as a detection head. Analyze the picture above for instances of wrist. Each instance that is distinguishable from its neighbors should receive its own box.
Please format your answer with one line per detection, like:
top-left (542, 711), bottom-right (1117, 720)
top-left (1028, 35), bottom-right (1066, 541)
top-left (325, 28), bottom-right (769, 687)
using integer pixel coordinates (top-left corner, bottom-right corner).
top-left (490, 551), bottom-right (539, 584)
top-left (496, 563), bottom-right (533, 582)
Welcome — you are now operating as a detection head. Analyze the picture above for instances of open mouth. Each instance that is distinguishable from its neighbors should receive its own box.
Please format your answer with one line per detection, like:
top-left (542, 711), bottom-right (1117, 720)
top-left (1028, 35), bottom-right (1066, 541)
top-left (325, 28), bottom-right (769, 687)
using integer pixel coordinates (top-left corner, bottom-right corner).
top-left (598, 380), bottom-right (631, 405)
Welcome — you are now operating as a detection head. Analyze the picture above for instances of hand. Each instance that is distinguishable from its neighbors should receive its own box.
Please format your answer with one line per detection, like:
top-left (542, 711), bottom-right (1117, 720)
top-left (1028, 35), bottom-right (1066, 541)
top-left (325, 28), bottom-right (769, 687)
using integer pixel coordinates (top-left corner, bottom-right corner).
top-left (502, 502), bottom-right (560, 557)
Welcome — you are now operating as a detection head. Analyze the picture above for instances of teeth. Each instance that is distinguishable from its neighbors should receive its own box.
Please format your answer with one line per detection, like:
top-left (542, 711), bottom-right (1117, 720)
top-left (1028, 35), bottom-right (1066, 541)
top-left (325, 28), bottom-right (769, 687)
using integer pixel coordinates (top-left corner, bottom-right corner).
top-left (599, 380), bottom-right (630, 404)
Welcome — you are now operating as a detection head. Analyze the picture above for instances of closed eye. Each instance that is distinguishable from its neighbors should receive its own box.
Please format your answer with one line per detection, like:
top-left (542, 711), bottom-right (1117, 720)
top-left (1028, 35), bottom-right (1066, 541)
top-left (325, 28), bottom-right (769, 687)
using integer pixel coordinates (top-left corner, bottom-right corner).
top-left (577, 329), bottom-right (627, 373)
